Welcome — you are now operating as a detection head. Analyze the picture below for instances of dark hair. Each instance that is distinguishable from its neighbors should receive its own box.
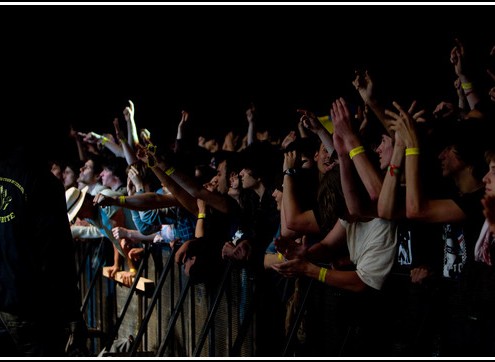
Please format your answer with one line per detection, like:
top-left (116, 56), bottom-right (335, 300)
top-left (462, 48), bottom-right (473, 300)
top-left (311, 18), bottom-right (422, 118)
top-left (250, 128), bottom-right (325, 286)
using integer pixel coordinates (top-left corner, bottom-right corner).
top-left (485, 149), bottom-right (495, 165)
top-left (239, 141), bottom-right (282, 190)
top-left (64, 159), bottom-right (83, 174)
top-left (449, 119), bottom-right (489, 181)
top-left (84, 155), bottom-right (103, 177)
top-left (317, 166), bottom-right (346, 235)
top-left (102, 156), bottom-right (128, 184)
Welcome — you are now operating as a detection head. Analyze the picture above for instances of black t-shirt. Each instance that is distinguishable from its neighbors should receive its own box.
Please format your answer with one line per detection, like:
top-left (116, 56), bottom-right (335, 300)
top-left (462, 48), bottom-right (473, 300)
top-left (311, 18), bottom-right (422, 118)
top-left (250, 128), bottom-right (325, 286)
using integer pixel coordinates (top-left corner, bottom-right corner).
top-left (0, 148), bottom-right (80, 322)
top-left (442, 187), bottom-right (485, 280)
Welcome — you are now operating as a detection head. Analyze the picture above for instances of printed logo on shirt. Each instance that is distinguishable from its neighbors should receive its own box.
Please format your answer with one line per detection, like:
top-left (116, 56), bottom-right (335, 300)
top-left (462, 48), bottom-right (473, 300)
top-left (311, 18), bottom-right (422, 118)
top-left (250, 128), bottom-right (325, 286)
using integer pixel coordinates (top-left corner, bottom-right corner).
top-left (442, 223), bottom-right (467, 279)
top-left (0, 178), bottom-right (25, 223)
top-left (231, 229), bottom-right (244, 246)
top-left (397, 229), bottom-right (413, 266)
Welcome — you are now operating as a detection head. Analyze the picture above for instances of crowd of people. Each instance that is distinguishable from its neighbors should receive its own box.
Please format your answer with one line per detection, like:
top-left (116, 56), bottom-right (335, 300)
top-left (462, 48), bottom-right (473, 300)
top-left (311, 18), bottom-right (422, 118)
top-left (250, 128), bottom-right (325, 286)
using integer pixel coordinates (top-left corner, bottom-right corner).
top-left (2, 35), bottom-right (495, 357)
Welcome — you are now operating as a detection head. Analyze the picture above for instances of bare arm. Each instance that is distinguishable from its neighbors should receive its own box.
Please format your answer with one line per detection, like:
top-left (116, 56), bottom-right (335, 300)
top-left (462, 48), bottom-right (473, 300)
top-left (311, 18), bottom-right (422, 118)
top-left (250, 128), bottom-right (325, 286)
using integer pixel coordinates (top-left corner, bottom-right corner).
top-left (246, 103), bottom-right (256, 146)
top-left (95, 191), bottom-right (181, 211)
top-left (450, 38), bottom-right (481, 111)
top-left (281, 151), bottom-right (320, 235)
top-left (353, 69), bottom-right (393, 137)
top-left (377, 133), bottom-right (406, 220)
top-left (70, 125), bottom-right (88, 161)
top-left (124, 100), bottom-right (139, 150)
top-left (331, 98), bottom-right (382, 217)
top-left (114, 117), bottom-right (138, 165)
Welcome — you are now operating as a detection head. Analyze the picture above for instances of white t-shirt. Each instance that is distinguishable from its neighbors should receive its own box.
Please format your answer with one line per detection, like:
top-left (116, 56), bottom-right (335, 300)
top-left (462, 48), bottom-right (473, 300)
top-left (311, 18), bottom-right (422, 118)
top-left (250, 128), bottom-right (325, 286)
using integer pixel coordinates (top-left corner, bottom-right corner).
top-left (340, 218), bottom-right (397, 290)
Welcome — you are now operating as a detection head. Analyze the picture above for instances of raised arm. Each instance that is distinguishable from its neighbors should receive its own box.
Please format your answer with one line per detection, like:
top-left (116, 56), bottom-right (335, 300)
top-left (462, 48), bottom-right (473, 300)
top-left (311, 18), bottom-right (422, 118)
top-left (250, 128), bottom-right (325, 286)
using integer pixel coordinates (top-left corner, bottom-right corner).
top-left (281, 150), bottom-right (320, 235)
top-left (69, 125), bottom-right (88, 161)
top-left (298, 108), bottom-right (335, 158)
top-left (114, 117), bottom-right (137, 165)
top-left (450, 38), bottom-right (481, 111)
top-left (246, 102), bottom-right (256, 146)
top-left (137, 146), bottom-right (232, 214)
top-left (175, 110), bottom-right (190, 154)
top-left (387, 101), bottom-right (466, 223)
top-left (123, 100), bottom-right (139, 150)
top-left (331, 97), bottom-right (382, 217)
top-left (80, 130), bottom-right (124, 158)
top-left (377, 130), bottom-right (406, 220)
top-left (353, 69), bottom-right (392, 137)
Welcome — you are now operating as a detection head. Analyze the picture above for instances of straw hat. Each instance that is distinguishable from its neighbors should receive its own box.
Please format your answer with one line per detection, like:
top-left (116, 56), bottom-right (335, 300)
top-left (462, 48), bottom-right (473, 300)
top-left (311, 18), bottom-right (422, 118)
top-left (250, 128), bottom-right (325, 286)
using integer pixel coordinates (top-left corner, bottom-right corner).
top-left (66, 185), bottom-right (89, 223)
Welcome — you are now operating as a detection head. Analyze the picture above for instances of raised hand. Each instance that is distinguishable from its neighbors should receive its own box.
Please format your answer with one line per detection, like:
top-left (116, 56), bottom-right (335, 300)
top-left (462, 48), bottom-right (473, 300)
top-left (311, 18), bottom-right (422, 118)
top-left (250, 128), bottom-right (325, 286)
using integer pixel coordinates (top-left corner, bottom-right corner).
top-left (352, 69), bottom-right (374, 104)
top-left (139, 128), bottom-right (152, 146)
top-left (283, 150), bottom-right (300, 172)
top-left (135, 143), bottom-right (157, 168)
top-left (79, 131), bottom-right (103, 144)
top-left (179, 110), bottom-right (189, 127)
top-left (408, 100), bottom-right (427, 123)
top-left (246, 103), bottom-right (256, 124)
top-left (281, 130), bottom-right (297, 149)
top-left (297, 108), bottom-right (324, 135)
top-left (433, 101), bottom-right (457, 120)
top-left (330, 97), bottom-right (359, 153)
top-left (123, 100), bottom-right (135, 123)
top-left (450, 38), bottom-right (466, 77)
top-left (385, 101), bottom-right (419, 149)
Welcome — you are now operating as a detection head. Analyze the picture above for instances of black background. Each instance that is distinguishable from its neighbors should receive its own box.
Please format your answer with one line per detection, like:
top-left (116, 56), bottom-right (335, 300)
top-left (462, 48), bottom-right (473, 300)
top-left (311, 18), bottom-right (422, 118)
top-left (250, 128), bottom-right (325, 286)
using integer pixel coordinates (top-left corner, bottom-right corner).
top-left (1, 4), bottom-right (494, 161)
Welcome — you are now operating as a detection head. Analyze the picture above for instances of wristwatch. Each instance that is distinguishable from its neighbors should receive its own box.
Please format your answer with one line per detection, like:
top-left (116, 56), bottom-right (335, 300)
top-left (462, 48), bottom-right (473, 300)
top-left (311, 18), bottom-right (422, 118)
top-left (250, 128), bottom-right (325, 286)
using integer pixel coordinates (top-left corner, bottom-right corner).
top-left (283, 168), bottom-right (299, 176)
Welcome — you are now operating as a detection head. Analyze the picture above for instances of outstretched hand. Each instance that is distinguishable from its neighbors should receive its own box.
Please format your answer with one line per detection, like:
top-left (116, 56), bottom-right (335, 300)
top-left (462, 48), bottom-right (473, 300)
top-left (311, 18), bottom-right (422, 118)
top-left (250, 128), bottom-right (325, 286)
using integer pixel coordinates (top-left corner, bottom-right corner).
top-left (123, 100), bottom-right (135, 123)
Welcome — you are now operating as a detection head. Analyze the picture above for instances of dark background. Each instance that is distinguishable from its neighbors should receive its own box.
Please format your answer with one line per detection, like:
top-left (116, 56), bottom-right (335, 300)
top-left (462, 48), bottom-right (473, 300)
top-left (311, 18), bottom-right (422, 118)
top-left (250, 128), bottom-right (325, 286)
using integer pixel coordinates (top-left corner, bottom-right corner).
top-left (1, 4), bottom-right (494, 161)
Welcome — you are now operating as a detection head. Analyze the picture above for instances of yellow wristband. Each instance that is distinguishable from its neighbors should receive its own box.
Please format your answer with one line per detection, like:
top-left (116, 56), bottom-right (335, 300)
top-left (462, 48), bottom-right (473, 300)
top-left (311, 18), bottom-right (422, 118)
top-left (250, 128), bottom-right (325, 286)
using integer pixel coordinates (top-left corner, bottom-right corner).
top-left (129, 268), bottom-right (136, 273)
top-left (277, 252), bottom-right (284, 261)
top-left (118, 195), bottom-right (126, 205)
top-left (461, 82), bottom-right (473, 91)
top-left (318, 267), bottom-right (328, 283)
top-left (165, 166), bottom-right (176, 176)
top-left (101, 136), bottom-right (109, 146)
top-left (405, 147), bottom-right (420, 156)
top-left (197, 213), bottom-right (206, 219)
top-left (349, 146), bottom-right (365, 160)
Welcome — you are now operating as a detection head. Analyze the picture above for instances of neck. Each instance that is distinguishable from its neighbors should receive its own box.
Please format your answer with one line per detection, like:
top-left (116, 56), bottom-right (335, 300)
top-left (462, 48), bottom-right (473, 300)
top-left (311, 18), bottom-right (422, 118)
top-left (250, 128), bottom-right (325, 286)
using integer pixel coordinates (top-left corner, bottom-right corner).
top-left (455, 168), bottom-right (483, 195)
top-left (253, 182), bottom-right (265, 200)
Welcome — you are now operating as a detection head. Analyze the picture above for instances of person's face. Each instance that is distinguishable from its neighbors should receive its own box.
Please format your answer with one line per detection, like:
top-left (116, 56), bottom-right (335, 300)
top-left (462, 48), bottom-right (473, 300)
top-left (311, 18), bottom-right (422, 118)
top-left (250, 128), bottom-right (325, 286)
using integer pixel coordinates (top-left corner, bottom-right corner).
top-left (314, 143), bottom-right (337, 174)
top-left (204, 139), bottom-right (218, 153)
top-left (240, 168), bottom-right (259, 190)
top-left (483, 160), bottom-right (495, 198)
top-left (301, 154), bottom-right (315, 169)
top-left (78, 160), bottom-right (98, 185)
top-left (227, 171), bottom-right (240, 196)
top-left (100, 168), bottom-right (115, 188)
top-left (438, 145), bottom-right (465, 177)
top-left (272, 188), bottom-right (283, 210)
top-left (63, 166), bottom-right (76, 189)
top-left (51, 163), bottom-right (62, 181)
top-left (376, 134), bottom-right (394, 170)
top-left (216, 160), bottom-right (229, 194)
